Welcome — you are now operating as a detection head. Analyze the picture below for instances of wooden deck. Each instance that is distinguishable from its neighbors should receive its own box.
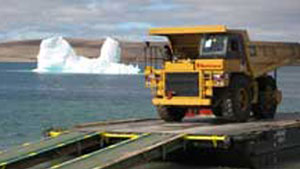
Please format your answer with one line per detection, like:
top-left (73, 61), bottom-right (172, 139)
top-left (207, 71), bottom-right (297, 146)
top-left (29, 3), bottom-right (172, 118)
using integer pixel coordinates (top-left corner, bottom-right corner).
top-left (74, 112), bottom-right (300, 136)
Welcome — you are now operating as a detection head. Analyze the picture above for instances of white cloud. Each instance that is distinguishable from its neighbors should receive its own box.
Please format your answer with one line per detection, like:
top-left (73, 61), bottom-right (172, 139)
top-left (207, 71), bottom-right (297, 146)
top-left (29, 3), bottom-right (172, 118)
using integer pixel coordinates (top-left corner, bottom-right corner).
top-left (0, 0), bottom-right (299, 42)
top-left (118, 22), bottom-right (153, 30)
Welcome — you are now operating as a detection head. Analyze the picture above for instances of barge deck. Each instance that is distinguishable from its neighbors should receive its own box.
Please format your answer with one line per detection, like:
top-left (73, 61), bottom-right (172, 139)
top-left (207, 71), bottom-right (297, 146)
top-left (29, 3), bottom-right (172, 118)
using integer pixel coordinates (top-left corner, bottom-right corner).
top-left (1, 112), bottom-right (300, 169)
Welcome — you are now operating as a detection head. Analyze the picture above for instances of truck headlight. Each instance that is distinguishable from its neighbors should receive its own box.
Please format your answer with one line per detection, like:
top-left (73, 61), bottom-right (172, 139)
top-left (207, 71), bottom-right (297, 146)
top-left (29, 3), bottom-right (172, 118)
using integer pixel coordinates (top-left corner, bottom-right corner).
top-left (213, 73), bottom-right (228, 86)
top-left (213, 73), bottom-right (227, 80)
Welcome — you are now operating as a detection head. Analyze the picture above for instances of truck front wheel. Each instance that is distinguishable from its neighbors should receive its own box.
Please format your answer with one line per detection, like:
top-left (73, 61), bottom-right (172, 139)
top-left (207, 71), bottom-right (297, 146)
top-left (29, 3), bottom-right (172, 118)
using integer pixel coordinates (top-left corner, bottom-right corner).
top-left (157, 106), bottom-right (186, 122)
top-left (221, 75), bottom-right (252, 122)
top-left (252, 76), bottom-right (278, 119)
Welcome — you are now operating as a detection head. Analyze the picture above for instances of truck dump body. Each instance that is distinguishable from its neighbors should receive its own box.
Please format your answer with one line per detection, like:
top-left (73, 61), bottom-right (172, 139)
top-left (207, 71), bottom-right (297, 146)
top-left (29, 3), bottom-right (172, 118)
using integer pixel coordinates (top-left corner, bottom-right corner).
top-left (248, 41), bottom-right (300, 77)
top-left (149, 25), bottom-right (300, 77)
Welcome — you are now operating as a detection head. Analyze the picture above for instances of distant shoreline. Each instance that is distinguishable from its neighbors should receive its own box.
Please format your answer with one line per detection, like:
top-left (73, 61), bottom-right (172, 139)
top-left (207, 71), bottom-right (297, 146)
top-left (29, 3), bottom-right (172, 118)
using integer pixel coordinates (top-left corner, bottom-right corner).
top-left (0, 38), bottom-right (161, 64)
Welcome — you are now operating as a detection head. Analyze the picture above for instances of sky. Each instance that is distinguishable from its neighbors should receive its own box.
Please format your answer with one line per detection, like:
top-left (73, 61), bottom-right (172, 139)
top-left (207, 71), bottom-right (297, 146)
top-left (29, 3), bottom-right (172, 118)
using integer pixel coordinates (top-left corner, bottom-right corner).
top-left (1, 0), bottom-right (300, 42)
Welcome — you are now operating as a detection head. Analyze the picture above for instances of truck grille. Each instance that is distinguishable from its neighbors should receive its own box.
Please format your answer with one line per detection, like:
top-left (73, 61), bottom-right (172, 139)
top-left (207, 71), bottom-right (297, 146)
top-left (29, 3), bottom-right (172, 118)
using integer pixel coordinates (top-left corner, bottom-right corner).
top-left (165, 73), bottom-right (199, 97)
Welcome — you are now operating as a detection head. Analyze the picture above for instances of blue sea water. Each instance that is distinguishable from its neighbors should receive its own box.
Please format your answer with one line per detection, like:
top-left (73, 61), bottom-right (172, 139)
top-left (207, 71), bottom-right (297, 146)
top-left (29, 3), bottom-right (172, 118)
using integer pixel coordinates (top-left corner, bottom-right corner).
top-left (0, 63), bottom-right (155, 149)
top-left (1, 63), bottom-right (300, 168)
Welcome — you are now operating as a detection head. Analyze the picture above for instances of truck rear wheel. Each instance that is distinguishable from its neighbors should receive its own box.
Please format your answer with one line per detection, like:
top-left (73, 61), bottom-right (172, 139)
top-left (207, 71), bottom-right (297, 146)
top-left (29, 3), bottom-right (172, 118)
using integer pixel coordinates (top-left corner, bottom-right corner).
top-left (221, 75), bottom-right (252, 122)
top-left (157, 106), bottom-right (186, 122)
top-left (252, 76), bottom-right (278, 119)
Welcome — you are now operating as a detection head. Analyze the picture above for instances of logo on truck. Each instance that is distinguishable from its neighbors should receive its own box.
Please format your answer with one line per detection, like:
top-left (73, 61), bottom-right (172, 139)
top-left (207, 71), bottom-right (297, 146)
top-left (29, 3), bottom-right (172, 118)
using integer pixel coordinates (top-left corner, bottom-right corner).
top-left (196, 63), bottom-right (222, 69)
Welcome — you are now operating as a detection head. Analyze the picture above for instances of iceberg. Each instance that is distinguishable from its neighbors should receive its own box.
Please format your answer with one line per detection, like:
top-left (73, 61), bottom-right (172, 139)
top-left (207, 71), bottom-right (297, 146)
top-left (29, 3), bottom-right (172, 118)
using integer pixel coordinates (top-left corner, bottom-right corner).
top-left (33, 37), bottom-right (140, 74)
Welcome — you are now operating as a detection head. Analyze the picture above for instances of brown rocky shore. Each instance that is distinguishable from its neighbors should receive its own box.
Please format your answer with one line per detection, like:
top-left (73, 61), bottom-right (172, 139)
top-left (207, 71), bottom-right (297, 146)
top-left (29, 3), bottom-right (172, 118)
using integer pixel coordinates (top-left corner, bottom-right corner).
top-left (0, 39), bottom-right (164, 64)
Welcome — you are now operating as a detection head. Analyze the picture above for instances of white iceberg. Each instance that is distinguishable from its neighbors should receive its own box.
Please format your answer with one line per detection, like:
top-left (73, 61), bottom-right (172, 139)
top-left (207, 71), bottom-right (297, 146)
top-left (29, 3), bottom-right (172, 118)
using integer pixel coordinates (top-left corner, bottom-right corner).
top-left (33, 36), bottom-right (140, 74)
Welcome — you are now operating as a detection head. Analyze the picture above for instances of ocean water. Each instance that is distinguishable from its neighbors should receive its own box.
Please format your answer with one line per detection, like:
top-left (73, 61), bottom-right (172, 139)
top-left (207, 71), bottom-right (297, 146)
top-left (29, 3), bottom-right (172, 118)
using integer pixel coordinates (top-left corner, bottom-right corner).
top-left (0, 63), bottom-right (154, 149)
top-left (1, 63), bottom-right (300, 168)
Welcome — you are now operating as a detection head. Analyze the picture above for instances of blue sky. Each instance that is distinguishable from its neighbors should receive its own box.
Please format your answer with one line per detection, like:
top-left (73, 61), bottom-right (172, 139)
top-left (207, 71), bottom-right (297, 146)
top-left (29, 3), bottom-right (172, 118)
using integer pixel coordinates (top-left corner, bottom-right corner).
top-left (1, 0), bottom-right (300, 42)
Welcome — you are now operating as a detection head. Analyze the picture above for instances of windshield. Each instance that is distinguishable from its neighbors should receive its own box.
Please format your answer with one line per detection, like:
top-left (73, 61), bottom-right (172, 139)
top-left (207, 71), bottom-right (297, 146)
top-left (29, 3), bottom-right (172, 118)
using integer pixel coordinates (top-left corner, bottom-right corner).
top-left (200, 34), bottom-right (228, 56)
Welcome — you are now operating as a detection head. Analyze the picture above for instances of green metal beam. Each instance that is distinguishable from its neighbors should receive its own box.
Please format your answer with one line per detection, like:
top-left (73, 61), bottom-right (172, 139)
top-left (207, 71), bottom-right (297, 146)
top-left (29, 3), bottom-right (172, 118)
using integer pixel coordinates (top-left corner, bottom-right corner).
top-left (50, 133), bottom-right (184, 169)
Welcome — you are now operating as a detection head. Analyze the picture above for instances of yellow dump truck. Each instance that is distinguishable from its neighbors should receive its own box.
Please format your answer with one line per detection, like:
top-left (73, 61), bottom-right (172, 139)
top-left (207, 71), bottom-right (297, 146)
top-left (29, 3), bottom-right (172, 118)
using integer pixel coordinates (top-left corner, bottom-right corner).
top-left (145, 25), bottom-right (300, 122)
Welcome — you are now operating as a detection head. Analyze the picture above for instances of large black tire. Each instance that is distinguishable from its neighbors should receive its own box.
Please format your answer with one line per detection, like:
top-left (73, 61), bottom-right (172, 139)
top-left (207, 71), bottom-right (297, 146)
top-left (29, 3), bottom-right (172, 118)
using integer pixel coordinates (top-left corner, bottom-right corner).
top-left (221, 75), bottom-right (252, 122)
top-left (212, 88), bottom-right (225, 117)
top-left (252, 76), bottom-right (277, 119)
top-left (157, 106), bottom-right (186, 122)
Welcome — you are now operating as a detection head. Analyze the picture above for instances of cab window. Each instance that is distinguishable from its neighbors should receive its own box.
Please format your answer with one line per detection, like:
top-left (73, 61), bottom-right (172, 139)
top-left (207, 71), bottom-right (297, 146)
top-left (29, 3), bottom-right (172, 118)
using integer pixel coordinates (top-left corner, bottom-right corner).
top-left (200, 34), bottom-right (228, 57)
